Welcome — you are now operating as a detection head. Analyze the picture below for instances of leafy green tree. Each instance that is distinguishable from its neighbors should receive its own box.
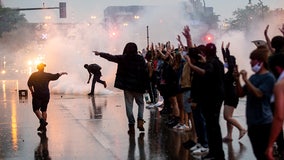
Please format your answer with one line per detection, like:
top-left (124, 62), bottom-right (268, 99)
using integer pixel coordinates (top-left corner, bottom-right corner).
top-left (225, 2), bottom-right (269, 31)
top-left (0, 6), bottom-right (27, 37)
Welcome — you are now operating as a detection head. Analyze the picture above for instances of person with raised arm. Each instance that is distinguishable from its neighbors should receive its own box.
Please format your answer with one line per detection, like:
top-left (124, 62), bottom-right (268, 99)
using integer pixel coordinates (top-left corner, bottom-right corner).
top-left (93, 42), bottom-right (148, 135)
top-left (27, 63), bottom-right (67, 132)
top-left (221, 42), bottom-right (247, 142)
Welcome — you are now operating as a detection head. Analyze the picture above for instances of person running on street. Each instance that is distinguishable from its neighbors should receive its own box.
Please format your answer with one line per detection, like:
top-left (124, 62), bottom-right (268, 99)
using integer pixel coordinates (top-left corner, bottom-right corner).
top-left (27, 63), bottom-right (67, 132)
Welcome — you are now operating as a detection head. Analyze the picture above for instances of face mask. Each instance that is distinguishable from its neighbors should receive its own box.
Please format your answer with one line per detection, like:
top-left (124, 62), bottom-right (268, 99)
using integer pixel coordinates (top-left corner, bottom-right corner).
top-left (251, 63), bottom-right (262, 73)
top-left (224, 62), bottom-right (229, 69)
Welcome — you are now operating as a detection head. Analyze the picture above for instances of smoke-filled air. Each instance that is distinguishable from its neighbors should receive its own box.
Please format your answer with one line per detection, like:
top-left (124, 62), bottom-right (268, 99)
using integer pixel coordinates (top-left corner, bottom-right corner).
top-left (0, 0), bottom-right (283, 95)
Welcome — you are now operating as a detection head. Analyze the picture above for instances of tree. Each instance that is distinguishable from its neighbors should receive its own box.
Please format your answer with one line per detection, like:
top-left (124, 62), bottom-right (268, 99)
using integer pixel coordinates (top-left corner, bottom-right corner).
top-left (225, 2), bottom-right (269, 31)
top-left (0, 6), bottom-right (27, 37)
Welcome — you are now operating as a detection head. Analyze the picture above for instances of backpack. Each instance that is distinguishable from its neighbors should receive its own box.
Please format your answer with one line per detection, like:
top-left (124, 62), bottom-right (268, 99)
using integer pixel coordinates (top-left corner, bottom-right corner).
top-left (89, 64), bottom-right (102, 72)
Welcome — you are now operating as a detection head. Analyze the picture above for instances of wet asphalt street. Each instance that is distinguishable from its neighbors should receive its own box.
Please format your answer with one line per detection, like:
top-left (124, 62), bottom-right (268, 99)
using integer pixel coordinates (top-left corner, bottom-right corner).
top-left (0, 80), bottom-right (257, 160)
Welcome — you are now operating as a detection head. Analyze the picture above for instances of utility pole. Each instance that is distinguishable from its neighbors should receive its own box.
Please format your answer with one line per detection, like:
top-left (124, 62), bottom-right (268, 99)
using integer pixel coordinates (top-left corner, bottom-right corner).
top-left (146, 26), bottom-right (149, 47)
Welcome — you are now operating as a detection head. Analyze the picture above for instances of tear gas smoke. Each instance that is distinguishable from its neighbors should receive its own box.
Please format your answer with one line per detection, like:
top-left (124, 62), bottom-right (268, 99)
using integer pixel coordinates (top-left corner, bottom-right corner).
top-left (0, 0), bottom-right (283, 95)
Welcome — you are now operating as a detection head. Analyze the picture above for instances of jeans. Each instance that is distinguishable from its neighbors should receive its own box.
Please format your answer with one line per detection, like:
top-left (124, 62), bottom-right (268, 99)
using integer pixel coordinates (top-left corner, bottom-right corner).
top-left (192, 105), bottom-right (208, 147)
top-left (124, 90), bottom-right (144, 125)
top-left (201, 99), bottom-right (225, 160)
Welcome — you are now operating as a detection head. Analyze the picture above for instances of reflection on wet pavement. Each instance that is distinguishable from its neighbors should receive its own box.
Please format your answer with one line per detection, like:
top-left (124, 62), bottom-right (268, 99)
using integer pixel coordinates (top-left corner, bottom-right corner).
top-left (89, 96), bottom-right (105, 119)
top-left (0, 80), bottom-right (257, 160)
top-left (34, 132), bottom-right (51, 160)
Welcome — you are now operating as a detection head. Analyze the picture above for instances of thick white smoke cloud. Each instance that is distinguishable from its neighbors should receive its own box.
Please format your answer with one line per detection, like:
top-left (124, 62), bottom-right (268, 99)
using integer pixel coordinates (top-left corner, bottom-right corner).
top-left (0, 0), bottom-right (283, 95)
top-left (1, 1), bottom-right (192, 95)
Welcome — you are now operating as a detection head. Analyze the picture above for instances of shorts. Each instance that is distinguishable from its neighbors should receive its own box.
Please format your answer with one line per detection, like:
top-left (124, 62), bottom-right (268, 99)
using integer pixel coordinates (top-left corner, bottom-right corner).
top-left (224, 96), bottom-right (239, 108)
top-left (158, 84), bottom-right (178, 98)
top-left (32, 97), bottom-right (50, 112)
top-left (183, 90), bottom-right (192, 113)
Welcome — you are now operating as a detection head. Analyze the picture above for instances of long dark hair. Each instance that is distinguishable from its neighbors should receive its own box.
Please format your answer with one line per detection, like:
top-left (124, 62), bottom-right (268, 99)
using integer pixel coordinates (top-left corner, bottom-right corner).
top-left (123, 42), bottom-right (138, 55)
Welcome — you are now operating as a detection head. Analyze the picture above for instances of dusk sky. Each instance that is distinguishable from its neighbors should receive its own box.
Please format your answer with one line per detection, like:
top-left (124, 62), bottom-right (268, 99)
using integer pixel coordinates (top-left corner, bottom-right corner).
top-left (2, 0), bottom-right (284, 23)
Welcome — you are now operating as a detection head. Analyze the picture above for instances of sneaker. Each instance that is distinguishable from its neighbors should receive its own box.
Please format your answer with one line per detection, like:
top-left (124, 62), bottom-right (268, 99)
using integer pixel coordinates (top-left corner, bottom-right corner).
top-left (181, 124), bottom-right (191, 131)
top-left (173, 124), bottom-right (190, 131)
top-left (190, 143), bottom-right (202, 152)
top-left (173, 123), bottom-right (183, 129)
top-left (38, 119), bottom-right (48, 132)
top-left (191, 154), bottom-right (202, 160)
top-left (192, 146), bottom-right (209, 155)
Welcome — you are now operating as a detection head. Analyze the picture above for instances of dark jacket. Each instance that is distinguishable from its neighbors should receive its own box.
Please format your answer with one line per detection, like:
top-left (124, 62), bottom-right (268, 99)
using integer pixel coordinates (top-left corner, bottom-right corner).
top-left (99, 52), bottom-right (147, 93)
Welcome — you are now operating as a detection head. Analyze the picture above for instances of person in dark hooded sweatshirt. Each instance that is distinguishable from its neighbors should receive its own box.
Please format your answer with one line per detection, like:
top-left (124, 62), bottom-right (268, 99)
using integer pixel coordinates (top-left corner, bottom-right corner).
top-left (93, 42), bottom-right (147, 135)
top-left (185, 43), bottom-right (225, 160)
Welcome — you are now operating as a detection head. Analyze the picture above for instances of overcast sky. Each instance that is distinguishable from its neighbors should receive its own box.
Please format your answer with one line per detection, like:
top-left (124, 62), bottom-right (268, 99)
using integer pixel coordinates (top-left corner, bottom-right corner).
top-left (2, 0), bottom-right (284, 23)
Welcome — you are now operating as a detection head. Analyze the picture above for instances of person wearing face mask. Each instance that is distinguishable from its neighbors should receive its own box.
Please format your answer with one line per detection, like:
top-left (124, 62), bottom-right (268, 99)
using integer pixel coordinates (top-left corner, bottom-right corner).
top-left (221, 42), bottom-right (247, 142)
top-left (234, 46), bottom-right (276, 160)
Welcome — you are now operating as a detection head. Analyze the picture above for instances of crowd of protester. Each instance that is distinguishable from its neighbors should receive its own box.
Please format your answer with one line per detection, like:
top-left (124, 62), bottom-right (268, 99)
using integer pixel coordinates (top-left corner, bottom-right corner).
top-left (140, 24), bottom-right (284, 160)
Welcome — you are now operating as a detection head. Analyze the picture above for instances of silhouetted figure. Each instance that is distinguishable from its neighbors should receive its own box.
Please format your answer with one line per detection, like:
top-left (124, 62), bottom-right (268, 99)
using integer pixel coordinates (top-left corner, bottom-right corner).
top-left (27, 63), bottom-right (67, 132)
top-left (185, 43), bottom-right (225, 160)
top-left (93, 42), bottom-right (147, 135)
top-left (84, 64), bottom-right (107, 96)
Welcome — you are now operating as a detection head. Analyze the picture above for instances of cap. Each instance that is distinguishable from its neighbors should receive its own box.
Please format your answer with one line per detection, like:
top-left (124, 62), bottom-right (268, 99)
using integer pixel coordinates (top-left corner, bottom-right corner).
top-left (37, 63), bottom-right (46, 70)
top-left (252, 40), bottom-right (267, 47)
top-left (205, 43), bottom-right (216, 57)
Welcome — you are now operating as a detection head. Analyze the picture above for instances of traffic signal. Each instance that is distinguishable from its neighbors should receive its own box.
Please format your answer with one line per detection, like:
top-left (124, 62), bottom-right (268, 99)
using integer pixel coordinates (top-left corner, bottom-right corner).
top-left (59, 2), bottom-right (66, 18)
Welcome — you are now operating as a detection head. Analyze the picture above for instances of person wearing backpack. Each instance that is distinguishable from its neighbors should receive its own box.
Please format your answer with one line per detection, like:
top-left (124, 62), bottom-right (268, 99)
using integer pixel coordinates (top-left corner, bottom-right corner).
top-left (84, 63), bottom-right (107, 96)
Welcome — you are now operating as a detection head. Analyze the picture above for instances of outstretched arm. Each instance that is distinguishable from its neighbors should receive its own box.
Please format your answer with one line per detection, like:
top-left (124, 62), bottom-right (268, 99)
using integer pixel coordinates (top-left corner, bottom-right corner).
top-left (93, 50), bottom-right (122, 63)
top-left (59, 72), bottom-right (67, 76)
